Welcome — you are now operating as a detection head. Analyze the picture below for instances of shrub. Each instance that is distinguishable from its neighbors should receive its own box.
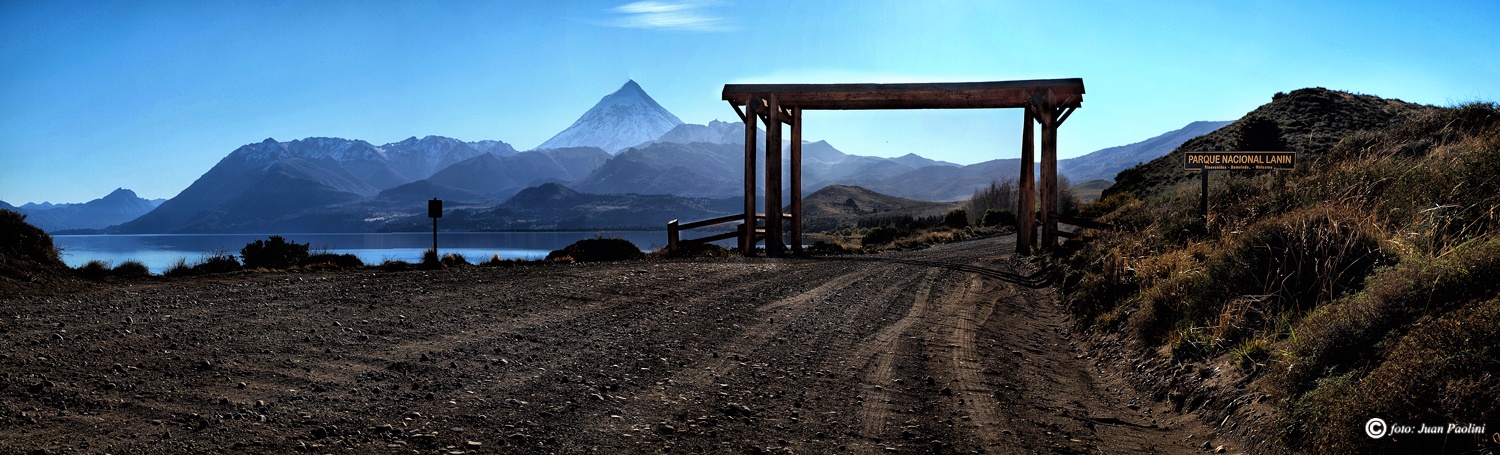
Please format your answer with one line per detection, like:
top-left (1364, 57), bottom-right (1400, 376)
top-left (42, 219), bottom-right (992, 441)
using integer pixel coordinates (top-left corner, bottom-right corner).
top-left (76, 260), bottom-right (111, 281)
top-left (979, 209), bottom-right (1017, 228)
top-left (419, 248), bottom-right (443, 269)
top-left (0, 209), bottom-right (63, 267)
top-left (861, 227), bottom-right (901, 246)
top-left (192, 253), bottom-right (242, 275)
top-left (112, 260), bottom-right (151, 279)
top-left (241, 236), bottom-right (310, 269)
top-left (546, 238), bottom-right (644, 263)
top-left (165, 257), bottom-right (193, 277)
top-left (943, 209), bottom-right (969, 229)
top-left (441, 253), bottom-right (469, 267)
top-left (164, 253), bottom-right (240, 277)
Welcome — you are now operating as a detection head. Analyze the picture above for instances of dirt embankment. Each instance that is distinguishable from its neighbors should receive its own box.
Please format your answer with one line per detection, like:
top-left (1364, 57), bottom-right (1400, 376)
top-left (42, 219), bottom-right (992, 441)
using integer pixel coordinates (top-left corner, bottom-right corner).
top-left (1, 236), bottom-right (1224, 454)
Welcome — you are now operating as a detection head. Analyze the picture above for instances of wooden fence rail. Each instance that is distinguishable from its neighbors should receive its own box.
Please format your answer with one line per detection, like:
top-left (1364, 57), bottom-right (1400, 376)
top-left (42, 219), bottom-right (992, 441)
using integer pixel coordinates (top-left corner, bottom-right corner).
top-left (668, 213), bottom-right (791, 253)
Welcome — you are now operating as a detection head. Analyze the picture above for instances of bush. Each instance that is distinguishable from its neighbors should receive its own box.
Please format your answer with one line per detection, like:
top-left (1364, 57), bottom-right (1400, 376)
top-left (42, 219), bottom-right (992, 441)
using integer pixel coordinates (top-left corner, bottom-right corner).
top-left (165, 257), bottom-right (192, 277)
top-left (979, 209), bottom-right (1017, 228)
top-left (441, 253), bottom-right (469, 267)
top-left (112, 260), bottom-right (151, 279)
top-left (165, 253), bottom-right (242, 277)
top-left (420, 248), bottom-right (443, 269)
top-left (241, 236), bottom-right (309, 269)
top-left (546, 238), bottom-right (644, 263)
top-left (943, 209), bottom-right (969, 229)
top-left (0, 209), bottom-right (63, 267)
top-left (76, 260), bottom-right (111, 281)
top-left (193, 253), bottom-right (242, 275)
top-left (861, 227), bottom-right (901, 246)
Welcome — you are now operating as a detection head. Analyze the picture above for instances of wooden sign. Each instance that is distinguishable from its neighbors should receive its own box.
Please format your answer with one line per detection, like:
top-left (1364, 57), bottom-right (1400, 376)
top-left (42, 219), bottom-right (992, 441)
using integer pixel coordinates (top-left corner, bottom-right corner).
top-left (428, 198), bottom-right (443, 219)
top-left (1184, 151), bottom-right (1296, 171)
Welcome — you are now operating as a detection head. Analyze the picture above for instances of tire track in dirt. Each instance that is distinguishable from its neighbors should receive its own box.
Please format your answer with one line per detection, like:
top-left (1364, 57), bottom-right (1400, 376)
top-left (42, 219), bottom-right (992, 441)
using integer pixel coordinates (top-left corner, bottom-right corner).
top-left (932, 271), bottom-right (1012, 450)
top-left (850, 267), bottom-right (938, 447)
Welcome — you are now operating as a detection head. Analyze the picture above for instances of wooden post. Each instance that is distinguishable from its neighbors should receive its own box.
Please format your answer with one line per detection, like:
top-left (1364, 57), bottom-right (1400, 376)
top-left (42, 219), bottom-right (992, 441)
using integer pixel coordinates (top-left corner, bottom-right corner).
top-left (765, 94), bottom-right (784, 257)
top-left (790, 106), bottom-right (803, 255)
top-left (1017, 107), bottom-right (1036, 255)
top-left (741, 97), bottom-right (759, 256)
top-left (1040, 107), bottom-right (1059, 251)
top-left (667, 219), bottom-right (679, 253)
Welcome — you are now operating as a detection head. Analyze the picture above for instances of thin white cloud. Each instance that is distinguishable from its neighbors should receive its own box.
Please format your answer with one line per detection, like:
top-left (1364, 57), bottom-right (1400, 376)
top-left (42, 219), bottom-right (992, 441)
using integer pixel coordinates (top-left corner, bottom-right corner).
top-left (605, 1), bottom-right (735, 32)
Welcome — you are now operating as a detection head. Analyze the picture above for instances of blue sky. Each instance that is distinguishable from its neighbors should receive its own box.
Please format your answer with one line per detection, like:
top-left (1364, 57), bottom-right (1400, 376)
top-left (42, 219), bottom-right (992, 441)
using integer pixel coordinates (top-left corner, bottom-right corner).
top-left (2, 0), bottom-right (1496, 204)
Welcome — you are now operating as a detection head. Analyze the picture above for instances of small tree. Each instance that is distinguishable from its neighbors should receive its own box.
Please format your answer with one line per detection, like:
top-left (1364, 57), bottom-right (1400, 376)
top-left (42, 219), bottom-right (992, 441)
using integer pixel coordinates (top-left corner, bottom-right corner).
top-left (943, 209), bottom-right (969, 229)
top-left (862, 227), bottom-right (900, 246)
top-left (980, 209), bottom-right (1018, 227)
top-left (1057, 175), bottom-right (1082, 217)
top-left (1236, 114), bottom-right (1287, 151)
top-left (241, 236), bottom-right (310, 269)
top-left (967, 179), bottom-right (1017, 218)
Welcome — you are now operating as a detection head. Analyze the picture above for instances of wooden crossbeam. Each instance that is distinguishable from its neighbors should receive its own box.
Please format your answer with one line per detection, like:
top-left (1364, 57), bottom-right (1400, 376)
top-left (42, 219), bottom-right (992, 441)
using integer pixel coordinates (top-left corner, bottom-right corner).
top-left (724, 79), bottom-right (1084, 110)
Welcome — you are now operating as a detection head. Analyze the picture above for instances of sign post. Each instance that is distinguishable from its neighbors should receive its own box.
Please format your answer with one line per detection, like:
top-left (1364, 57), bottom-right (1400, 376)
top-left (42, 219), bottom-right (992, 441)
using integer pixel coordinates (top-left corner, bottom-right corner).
top-left (1184, 151), bottom-right (1295, 222)
top-left (427, 198), bottom-right (442, 254)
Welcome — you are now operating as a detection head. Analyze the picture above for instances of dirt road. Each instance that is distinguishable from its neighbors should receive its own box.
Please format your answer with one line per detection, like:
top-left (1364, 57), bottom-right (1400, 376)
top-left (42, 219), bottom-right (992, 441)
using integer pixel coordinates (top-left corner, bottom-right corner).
top-left (1, 236), bottom-right (1219, 453)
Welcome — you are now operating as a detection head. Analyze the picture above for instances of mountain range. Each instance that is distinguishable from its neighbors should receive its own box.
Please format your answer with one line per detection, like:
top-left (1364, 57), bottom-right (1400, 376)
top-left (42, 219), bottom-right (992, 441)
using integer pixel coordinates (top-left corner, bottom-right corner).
top-left (18, 80), bottom-right (1225, 234)
top-left (1, 188), bottom-right (163, 232)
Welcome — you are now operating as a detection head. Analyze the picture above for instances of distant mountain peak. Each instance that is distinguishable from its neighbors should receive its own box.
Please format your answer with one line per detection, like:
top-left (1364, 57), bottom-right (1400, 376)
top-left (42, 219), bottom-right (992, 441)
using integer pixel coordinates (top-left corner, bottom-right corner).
top-left (103, 188), bottom-right (138, 199)
top-left (536, 80), bottom-right (684, 154)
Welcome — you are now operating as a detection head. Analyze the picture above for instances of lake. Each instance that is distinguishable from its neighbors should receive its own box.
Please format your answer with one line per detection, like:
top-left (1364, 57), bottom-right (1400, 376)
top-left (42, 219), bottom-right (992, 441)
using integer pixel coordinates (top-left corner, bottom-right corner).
top-left (52, 231), bottom-right (671, 274)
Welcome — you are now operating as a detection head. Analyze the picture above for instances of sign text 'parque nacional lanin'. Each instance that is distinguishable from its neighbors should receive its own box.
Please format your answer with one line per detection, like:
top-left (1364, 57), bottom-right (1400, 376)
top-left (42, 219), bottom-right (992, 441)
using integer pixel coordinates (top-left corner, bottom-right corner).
top-left (1184, 151), bottom-right (1296, 171)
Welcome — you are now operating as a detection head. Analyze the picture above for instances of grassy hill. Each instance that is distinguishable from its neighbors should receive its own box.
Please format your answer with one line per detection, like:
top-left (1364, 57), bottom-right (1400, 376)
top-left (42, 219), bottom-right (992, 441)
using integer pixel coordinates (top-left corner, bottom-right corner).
top-left (800, 184), bottom-right (960, 232)
top-left (1062, 91), bottom-right (1498, 453)
top-left (1108, 88), bottom-right (1438, 199)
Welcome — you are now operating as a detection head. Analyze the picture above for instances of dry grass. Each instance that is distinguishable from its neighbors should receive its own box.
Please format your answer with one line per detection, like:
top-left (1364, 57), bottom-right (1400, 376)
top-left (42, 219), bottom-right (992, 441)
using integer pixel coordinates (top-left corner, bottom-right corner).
top-left (1060, 101), bottom-right (1500, 453)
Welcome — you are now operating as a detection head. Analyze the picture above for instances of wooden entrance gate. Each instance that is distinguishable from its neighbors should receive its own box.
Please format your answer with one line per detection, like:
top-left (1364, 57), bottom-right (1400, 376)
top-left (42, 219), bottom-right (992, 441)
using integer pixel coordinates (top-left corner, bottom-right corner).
top-left (670, 79), bottom-right (1084, 256)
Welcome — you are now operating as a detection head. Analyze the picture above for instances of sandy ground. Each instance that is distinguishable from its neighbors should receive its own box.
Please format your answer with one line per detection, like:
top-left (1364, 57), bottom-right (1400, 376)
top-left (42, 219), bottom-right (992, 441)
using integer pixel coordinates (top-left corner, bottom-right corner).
top-left (0, 235), bottom-right (1228, 454)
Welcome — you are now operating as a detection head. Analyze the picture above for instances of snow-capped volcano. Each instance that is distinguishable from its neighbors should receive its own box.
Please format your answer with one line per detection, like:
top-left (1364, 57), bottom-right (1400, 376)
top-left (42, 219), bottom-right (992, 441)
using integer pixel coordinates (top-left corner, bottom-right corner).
top-left (535, 80), bottom-right (684, 154)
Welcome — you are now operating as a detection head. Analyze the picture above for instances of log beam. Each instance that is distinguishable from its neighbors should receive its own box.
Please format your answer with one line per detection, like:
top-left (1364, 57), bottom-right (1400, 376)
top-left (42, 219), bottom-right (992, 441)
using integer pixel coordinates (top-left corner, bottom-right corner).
top-left (790, 106), bottom-right (803, 255)
top-left (765, 94), bottom-right (784, 257)
top-left (1040, 106), bottom-right (1059, 250)
top-left (1018, 106), bottom-right (1036, 255)
top-left (741, 97), bottom-right (759, 255)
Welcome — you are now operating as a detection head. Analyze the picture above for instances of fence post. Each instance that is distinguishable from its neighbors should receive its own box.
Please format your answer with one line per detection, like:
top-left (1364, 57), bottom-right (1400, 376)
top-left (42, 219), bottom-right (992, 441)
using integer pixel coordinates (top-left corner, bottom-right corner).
top-left (667, 219), bottom-right (679, 254)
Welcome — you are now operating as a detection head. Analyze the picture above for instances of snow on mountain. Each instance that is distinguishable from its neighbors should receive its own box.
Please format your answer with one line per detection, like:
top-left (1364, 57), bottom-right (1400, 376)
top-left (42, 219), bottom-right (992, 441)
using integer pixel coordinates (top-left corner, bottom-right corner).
top-left (467, 140), bottom-right (519, 156)
top-left (642, 119), bottom-right (751, 148)
top-left (536, 80), bottom-right (684, 154)
top-left (381, 136), bottom-right (493, 182)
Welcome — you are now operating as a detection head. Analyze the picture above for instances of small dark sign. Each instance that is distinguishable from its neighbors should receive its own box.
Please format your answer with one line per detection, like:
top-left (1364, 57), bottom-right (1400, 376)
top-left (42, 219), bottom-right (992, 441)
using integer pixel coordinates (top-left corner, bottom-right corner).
top-left (428, 198), bottom-right (443, 218)
top-left (1184, 151), bottom-right (1295, 171)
